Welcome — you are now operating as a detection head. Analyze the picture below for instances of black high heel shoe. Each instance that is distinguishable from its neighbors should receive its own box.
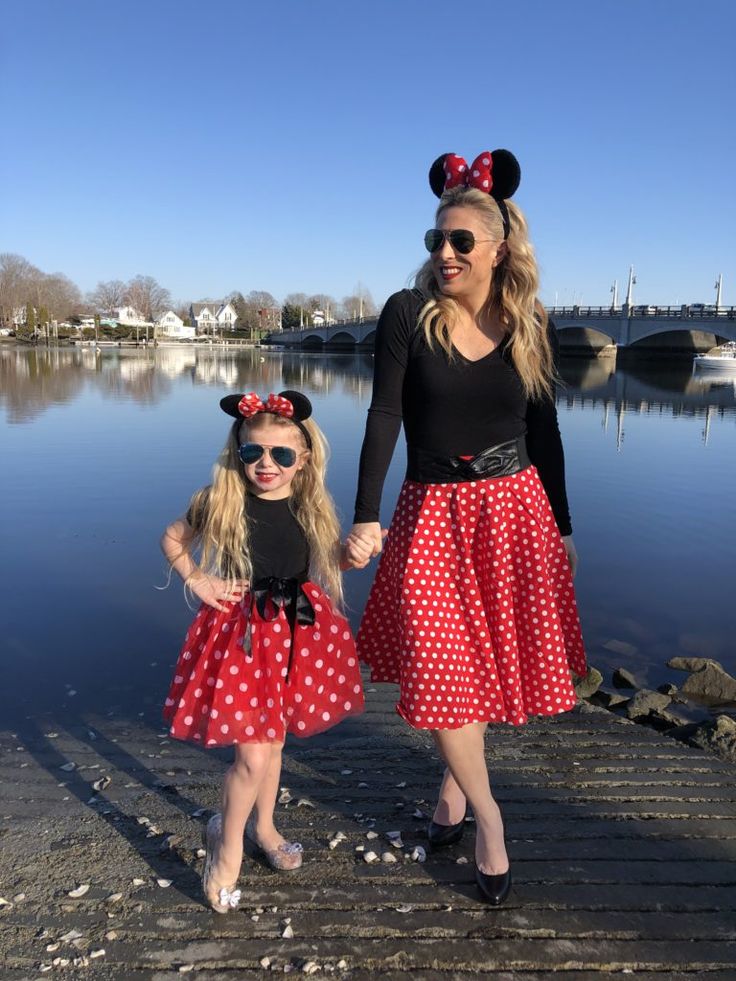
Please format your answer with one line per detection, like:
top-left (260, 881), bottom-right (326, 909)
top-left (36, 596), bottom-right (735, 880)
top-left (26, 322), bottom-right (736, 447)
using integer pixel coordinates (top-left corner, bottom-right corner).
top-left (427, 809), bottom-right (467, 849)
top-left (474, 864), bottom-right (512, 906)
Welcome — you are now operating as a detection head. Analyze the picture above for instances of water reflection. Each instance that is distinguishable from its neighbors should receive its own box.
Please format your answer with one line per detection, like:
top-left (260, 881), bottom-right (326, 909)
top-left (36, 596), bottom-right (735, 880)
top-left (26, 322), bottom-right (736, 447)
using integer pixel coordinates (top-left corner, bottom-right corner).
top-left (2, 344), bottom-right (734, 428)
top-left (0, 346), bottom-right (376, 422)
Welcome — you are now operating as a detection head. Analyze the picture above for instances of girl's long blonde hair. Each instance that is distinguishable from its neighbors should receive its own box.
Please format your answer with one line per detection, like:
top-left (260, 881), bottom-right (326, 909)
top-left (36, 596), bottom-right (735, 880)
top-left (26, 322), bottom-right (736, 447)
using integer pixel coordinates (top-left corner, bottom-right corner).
top-left (186, 412), bottom-right (344, 607)
top-left (416, 186), bottom-right (555, 401)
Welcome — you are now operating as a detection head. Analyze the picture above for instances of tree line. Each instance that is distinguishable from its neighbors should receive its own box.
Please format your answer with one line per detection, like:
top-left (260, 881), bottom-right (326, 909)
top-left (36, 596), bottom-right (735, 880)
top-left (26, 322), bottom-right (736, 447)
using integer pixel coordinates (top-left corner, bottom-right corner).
top-left (0, 253), bottom-right (378, 334)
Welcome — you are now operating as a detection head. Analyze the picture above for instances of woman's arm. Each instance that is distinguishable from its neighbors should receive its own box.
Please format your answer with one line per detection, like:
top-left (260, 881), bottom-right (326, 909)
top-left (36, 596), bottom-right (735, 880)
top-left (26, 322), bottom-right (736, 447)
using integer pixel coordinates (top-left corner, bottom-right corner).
top-left (525, 321), bottom-right (573, 539)
top-left (350, 291), bottom-right (415, 555)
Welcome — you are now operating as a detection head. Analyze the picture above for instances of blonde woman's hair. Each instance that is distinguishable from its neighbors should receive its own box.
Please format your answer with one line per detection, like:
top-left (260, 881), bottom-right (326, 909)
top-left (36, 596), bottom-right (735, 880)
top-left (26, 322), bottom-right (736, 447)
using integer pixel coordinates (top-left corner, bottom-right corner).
top-left (186, 413), bottom-right (344, 607)
top-left (415, 185), bottom-right (555, 401)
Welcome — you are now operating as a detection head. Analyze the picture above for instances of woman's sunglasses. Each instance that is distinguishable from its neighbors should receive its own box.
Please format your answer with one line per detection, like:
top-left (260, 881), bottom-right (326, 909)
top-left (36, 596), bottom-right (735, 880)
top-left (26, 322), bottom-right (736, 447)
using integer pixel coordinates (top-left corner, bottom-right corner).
top-left (238, 443), bottom-right (298, 468)
top-left (424, 228), bottom-right (493, 255)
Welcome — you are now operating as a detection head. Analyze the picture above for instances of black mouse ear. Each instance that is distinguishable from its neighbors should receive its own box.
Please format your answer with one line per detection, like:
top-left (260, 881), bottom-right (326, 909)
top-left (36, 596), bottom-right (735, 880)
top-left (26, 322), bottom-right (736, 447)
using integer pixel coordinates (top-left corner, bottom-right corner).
top-left (429, 154), bottom-right (450, 197)
top-left (490, 149), bottom-right (521, 200)
top-left (279, 390), bottom-right (312, 421)
top-left (220, 394), bottom-right (243, 417)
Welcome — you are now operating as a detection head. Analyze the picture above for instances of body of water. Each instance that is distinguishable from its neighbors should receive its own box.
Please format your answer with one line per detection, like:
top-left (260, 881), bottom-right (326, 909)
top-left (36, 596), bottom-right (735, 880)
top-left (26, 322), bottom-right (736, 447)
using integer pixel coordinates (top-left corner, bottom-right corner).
top-left (1, 343), bottom-right (734, 722)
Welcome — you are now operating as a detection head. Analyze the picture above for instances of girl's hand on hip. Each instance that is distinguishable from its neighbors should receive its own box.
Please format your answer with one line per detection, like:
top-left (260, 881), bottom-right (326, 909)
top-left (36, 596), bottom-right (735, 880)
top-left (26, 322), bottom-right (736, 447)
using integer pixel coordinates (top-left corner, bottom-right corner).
top-left (561, 535), bottom-right (579, 578)
top-left (346, 523), bottom-right (387, 567)
top-left (188, 573), bottom-right (248, 611)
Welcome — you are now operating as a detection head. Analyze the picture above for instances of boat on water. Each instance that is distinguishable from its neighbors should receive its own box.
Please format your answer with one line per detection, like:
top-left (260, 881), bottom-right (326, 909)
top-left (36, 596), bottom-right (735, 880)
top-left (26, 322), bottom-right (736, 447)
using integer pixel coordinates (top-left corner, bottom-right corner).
top-left (693, 342), bottom-right (736, 371)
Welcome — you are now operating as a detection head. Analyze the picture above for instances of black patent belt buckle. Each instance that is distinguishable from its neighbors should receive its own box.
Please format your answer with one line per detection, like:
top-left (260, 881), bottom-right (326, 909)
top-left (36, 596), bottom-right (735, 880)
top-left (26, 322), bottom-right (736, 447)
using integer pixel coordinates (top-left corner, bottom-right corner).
top-left (407, 436), bottom-right (530, 484)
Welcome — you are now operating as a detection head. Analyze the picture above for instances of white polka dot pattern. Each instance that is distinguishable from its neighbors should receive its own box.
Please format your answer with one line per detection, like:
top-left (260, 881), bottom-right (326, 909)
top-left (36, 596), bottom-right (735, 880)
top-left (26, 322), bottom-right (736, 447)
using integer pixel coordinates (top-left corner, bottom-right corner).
top-left (356, 467), bottom-right (586, 730)
top-left (164, 582), bottom-right (364, 746)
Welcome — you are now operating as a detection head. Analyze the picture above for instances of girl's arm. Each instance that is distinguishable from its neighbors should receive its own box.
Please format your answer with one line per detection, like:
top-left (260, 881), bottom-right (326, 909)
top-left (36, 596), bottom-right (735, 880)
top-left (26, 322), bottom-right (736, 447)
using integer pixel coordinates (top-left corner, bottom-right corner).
top-left (160, 517), bottom-right (199, 583)
top-left (160, 518), bottom-right (247, 610)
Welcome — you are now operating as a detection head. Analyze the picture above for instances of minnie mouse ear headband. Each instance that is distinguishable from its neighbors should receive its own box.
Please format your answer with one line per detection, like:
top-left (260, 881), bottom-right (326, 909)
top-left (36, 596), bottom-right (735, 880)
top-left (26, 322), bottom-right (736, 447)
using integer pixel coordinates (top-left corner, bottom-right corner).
top-left (219, 390), bottom-right (313, 449)
top-left (429, 150), bottom-right (521, 239)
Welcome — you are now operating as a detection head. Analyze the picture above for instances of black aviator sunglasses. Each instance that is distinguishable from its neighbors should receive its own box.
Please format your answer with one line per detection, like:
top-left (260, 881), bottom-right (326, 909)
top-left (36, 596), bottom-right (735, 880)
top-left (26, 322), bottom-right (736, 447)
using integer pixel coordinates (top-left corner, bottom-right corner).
top-left (238, 443), bottom-right (299, 468)
top-left (424, 228), bottom-right (494, 255)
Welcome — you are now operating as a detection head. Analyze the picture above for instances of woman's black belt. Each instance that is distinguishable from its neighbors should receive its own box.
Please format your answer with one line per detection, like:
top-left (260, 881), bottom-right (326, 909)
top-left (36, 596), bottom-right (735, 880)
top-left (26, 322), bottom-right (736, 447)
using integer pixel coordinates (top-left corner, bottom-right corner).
top-left (406, 435), bottom-right (531, 484)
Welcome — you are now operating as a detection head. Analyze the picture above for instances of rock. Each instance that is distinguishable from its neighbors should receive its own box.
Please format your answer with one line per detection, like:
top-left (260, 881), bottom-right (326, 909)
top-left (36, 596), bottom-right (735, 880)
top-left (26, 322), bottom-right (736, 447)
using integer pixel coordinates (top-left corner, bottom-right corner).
top-left (667, 656), bottom-right (721, 672)
top-left (671, 715), bottom-right (736, 762)
top-left (680, 663), bottom-right (736, 706)
top-left (363, 851), bottom-right (379, 863)
top-left (381, 852), bottom-right (398, 863)
top-left (591, 689), bottom-right (630, 709)
top-left (612, 668), bottom-right (638, 689)
top-left (603, 639), bottom-right (638, 657)
top-left (657, 683), bottom-right (678, 696)
top-left (260, 957), bottom-right (271, 968)
top-left (410, 846), bottom-right (426, 863)
top-left (574, 666), bottom-right (603, 699)
top-left (626, 689), bottom-right (671, 720)
top-left (281, 924), bottom-right (294, 939)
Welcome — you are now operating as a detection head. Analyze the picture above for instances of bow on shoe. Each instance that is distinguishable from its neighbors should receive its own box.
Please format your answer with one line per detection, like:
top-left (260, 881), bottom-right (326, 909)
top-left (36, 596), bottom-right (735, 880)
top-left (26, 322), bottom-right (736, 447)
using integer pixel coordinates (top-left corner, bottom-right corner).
top-left (218, 886), bottom-right (241, 909)
top-left (443, 152), bottom-right (494, 193)
top-left (237, 392), bottom-right (295, 419)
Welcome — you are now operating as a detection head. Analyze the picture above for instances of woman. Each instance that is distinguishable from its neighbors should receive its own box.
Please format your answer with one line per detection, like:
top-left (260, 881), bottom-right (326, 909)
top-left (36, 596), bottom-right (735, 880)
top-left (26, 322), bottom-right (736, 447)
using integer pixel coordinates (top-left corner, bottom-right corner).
top-left (346, 149), bottom-right (587, 905)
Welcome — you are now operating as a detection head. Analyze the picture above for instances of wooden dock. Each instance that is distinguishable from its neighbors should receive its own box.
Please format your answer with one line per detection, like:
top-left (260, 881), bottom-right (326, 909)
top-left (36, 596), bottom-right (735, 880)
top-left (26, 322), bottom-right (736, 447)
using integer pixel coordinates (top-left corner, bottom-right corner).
top-left (1, 685), bottom-right (735, 979)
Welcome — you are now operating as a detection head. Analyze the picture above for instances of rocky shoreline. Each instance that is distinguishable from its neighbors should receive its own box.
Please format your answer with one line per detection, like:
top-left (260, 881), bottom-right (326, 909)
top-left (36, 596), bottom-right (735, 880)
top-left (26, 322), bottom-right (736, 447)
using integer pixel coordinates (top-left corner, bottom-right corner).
top-left (575, 656), bottom-right (736, 762)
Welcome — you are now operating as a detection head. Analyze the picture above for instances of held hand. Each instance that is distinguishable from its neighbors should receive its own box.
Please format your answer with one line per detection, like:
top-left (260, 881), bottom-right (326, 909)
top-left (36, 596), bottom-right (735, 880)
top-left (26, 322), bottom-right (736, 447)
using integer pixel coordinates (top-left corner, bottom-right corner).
top-left (188, 573), bottom-right (249, 611)
top-left (561, 535), bottom-right (579, 579)
top-left (345, 522), bottom-right (387, 569)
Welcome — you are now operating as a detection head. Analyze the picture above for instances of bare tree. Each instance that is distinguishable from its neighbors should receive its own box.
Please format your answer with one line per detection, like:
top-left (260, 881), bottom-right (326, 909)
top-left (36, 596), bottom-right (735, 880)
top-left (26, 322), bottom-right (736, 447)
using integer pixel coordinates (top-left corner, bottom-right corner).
top-left (340, 284), bottom-right (377, 321)
top-left (0, 254), bottom-right (40, 325)
top-left (89, 279), bottom-right (126, 316)
top-left (41, 273), bottom-right (83, 321)
top-left (125, 275), bottom-right (171, 322)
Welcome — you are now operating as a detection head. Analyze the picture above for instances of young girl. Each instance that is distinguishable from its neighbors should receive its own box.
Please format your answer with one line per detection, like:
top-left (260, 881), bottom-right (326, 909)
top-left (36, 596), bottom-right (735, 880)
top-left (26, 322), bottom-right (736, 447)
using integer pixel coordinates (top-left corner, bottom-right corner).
top-left (162, 390), bottom-right (369, 913)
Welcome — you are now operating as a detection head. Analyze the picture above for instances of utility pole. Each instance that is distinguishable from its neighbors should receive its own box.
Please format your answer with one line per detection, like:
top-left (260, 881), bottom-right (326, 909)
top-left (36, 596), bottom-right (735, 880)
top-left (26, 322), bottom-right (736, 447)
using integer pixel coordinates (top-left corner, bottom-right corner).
top-left (714, 273), bottom-right (723, 311)
top-left (624, 266), bottom-right (636, 311)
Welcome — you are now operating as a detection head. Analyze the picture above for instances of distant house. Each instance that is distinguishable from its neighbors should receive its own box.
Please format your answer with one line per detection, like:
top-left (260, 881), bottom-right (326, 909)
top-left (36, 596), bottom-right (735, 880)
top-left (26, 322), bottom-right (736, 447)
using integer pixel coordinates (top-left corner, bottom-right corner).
top-left (156, 310), bottom-right (195, 340)
top-left (190, 301), bottom-right (238, 335)
top-left (116, 305), bottom-right (151, 327)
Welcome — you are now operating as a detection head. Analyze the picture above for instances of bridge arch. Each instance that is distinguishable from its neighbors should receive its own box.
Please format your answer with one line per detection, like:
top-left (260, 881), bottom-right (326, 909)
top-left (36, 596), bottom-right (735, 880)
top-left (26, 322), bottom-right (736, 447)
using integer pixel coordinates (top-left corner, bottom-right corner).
top-left (358, 329), bottom-right (376, 347)
top-left (555, 324), bottom-right (616, 348)
top-left (627, 326), bottom-right (727, 352)
top-left (326, 331), bottom-right (357, 348)
top-left (301, 335), bottom-right (324, 350)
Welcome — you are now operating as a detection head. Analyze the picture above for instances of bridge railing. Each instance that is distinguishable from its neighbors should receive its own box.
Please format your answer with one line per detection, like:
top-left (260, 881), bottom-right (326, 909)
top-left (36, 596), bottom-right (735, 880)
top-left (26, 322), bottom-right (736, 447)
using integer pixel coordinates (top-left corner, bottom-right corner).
top-left (547, 305), bottom-right (735, 319)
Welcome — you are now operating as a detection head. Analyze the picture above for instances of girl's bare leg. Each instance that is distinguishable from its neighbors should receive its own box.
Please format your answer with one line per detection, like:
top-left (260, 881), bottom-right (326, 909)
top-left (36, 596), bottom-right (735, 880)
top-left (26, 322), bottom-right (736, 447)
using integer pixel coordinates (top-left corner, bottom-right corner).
top-left (213, 743), bottom-right (272, 883)
top-left (249, 742), bottom-right (289, 851)
top-left (433, 723), bottom-right (508, 875)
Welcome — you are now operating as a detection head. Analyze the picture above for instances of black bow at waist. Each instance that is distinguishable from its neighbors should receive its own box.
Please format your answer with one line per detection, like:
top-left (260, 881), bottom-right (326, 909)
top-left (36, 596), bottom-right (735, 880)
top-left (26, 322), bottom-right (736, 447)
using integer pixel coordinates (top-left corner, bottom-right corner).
top-left (251, 575), bottom-right (315, 626)
top-left (241, 576), bottom-right (315, 671)
top-left (406, 436), bottom-right (531, 484)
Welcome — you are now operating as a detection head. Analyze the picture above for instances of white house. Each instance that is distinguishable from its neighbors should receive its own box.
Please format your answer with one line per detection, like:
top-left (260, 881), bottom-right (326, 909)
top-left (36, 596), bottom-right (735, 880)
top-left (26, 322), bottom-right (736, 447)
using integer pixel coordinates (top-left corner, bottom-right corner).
top-left (116, 305), bottom-right (151, 327)
top-left (190, 301), bottom-right (238, 335)
top-left (156, 310), bottom-right (195, 340)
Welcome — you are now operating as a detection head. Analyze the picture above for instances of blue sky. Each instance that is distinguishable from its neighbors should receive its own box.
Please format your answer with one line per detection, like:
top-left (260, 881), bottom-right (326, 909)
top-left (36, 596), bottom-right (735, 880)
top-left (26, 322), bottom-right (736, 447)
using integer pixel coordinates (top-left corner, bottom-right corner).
top-left (2, 0), bottom-right (734, 308)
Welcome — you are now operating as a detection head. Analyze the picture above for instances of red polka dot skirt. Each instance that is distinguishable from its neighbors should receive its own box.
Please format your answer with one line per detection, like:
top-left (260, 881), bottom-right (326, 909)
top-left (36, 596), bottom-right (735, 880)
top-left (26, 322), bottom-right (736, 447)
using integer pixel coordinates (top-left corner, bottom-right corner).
top-left (356, 466), bottom-right (587, 729)
top-left (164, 582), bottom-right (364, 746)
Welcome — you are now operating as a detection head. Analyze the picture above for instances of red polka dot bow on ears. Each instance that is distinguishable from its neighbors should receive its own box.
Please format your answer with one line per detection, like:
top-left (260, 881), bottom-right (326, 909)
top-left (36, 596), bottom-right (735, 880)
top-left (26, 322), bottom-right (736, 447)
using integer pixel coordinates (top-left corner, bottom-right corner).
top-left (237, 392), bottom-right (294, 419)
top-left (443, 152), bottom-right (495, 193)
top-left (428, 148), bottom-right (521, 202)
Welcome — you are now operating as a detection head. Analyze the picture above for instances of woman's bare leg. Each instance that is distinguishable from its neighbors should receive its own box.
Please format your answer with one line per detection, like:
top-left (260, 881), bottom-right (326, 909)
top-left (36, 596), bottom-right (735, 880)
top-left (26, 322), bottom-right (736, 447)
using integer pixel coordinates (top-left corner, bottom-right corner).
top-left (433, 722), bottom-right (508, 874)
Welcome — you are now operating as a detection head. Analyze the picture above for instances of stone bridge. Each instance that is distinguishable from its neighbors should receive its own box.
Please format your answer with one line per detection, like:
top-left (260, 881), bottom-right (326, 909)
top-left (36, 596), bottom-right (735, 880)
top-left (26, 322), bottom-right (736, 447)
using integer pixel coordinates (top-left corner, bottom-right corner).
top-left (267, 306), bottom-right (736, 352)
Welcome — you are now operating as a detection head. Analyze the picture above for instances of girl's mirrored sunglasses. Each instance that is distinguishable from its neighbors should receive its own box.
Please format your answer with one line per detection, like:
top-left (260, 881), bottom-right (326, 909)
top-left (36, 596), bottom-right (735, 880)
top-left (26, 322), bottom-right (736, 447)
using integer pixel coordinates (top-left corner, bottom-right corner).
top-left (424, 228), bottom-right (492, 255)
top-left (238, 442), bottom-right (298, 468)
